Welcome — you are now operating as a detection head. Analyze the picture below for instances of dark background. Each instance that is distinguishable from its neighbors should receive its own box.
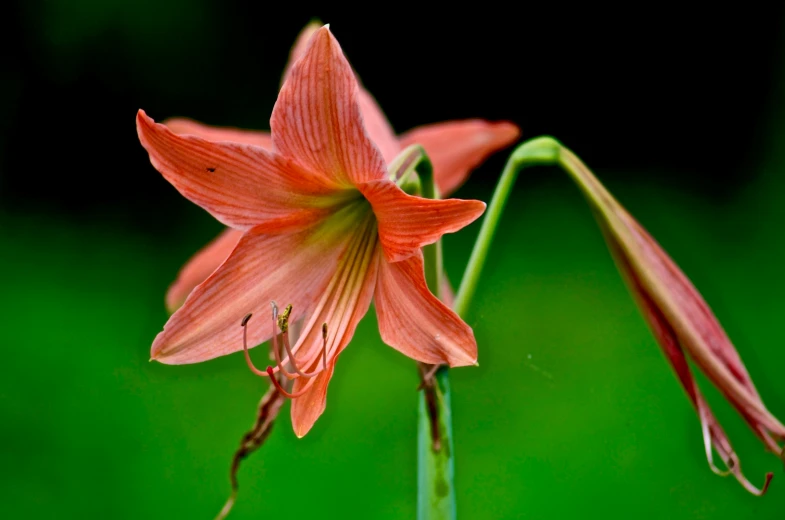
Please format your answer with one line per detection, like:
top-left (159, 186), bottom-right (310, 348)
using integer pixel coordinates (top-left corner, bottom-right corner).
top-left (4, 4), bottom-right (783, 218)
top-left (3, 2), bottom-right (785, 519)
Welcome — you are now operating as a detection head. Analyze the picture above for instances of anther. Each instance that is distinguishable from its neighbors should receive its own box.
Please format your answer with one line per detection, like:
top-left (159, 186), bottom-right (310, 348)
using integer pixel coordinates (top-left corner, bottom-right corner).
top-left (278, 306), bottom-right (325, 378)
top-left (241, 313), bottom-right (253, 327)
top-left (277, 304), bottom-right (292, 333)
top-left (269, 302), bottom-right (297, 379)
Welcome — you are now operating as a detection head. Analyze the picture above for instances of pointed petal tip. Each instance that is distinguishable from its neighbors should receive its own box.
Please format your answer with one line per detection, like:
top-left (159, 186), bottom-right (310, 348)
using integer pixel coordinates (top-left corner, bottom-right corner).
top-left (149, 335), bottom-right (174, 365)
top-left (136, 109), bottom-right (157, 138)
top-left (496, 120), bottom-right (522, 141)
top-left (309, 24), bottom-right (342, 51)
top-left (136, 108), bottom-right (151, 124)
top-left (164, 297), bottom-right (181, 315)
top-left (447, 348), bottom-right (478, 368)
top-left (149, 350), bottom-right (178, 365)
top-left (313, 24), bottom-right (332, 39)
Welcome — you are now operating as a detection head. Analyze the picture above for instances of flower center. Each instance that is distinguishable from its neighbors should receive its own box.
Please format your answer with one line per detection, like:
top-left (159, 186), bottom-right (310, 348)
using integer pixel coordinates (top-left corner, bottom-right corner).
top-left (238, 209), bottom-right (379, 399)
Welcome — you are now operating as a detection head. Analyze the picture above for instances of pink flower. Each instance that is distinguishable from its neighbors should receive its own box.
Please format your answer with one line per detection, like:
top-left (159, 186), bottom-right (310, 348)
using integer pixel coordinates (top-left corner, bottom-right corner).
top-left (137, 26), bottom-right (486, 437)
top-left (162, 22), bottom-right (519, 312)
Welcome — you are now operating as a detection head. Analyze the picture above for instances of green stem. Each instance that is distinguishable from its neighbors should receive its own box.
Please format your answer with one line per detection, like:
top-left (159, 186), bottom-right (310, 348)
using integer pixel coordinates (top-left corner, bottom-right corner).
top-left (453, 136), bottom-right (562, 317)
top-left (413, 146), bottom-right (455, 520)
top-left (417, 367), bottom-right (454, 520)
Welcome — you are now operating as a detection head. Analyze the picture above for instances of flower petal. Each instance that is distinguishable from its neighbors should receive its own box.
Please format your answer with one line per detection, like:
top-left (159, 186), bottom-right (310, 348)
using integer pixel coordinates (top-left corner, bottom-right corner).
top-left (283, 23), bottom-right (398, 164)
top-left (374, 251), bottom-right (477, 367)
top-left (400, 120), bottom-right (520, 196)
top-left (287, 220), bottom-right (380, 437)
top-left (163, 117), bottom-right (272, 149)
top-left (165, 228), bottom-right (243, 313)
top-left (138, 110), bottom-right (345, 230)
top-left (289, 361), bottom-right (335, 438)
top-left (271, 26), bottom-right (387, 187)
top-left (151, 205), bottom-right (365, 364)
top-left (360, 179), bottom-right (486, 262)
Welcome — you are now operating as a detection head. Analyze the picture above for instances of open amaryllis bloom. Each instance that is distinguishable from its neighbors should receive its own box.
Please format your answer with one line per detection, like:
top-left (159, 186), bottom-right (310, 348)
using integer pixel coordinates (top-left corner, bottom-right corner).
top-left (137, 26), bottom-right (486, 436)
top-left (162, 21), bottom-right (519, 312)
top-left (559, 146), bottom-right (785, 494)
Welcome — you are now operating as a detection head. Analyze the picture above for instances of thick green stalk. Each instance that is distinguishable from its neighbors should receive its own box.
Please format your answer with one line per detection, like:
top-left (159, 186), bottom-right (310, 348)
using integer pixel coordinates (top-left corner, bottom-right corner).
top-left (417, 366), bottom-right (454, 520)
top-left (413, 147), bottom-right (455, 520)
top-left (453, 136), bottom-right (561, 317)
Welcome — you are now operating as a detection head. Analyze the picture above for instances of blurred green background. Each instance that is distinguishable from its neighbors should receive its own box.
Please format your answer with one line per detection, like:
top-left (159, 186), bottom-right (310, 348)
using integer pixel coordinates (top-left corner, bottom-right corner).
top-left (3, 2), bottom-right (785, 518)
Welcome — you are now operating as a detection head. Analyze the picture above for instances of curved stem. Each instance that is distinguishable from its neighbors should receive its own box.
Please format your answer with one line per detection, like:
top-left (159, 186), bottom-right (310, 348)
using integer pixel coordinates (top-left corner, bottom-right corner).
top-left (453, 136), bottom-right (561, 317)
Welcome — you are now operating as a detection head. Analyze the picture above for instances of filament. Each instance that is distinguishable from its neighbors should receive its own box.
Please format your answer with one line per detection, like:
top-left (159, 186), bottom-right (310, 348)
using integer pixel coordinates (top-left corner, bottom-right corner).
top-left (241, 313), bottom-right (269, 378)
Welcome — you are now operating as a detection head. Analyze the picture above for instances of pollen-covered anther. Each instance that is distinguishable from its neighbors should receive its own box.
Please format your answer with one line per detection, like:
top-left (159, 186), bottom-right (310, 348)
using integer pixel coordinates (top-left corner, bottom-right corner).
top-left (277, 304), bottom-right (326, 379)
top-left (277, 303), bottom-right (292, 333)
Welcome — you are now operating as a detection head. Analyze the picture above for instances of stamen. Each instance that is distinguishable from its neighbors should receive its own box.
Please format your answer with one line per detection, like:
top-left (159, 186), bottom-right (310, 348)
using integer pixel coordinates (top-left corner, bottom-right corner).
top-left (240, 313), bottom-right (270, 378)
top-left (241, 310), bottom-right (297, 380)
top-left (276, 304), bottom-right (327, 379)
top-left (269, 302), bottom-right (297, 379)
top-left (266, 366), bottom-right (319, 398)
top-left (239, 303), bottom-right (329, 397)
top-left (278, 305), bottom-right (326, 378)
